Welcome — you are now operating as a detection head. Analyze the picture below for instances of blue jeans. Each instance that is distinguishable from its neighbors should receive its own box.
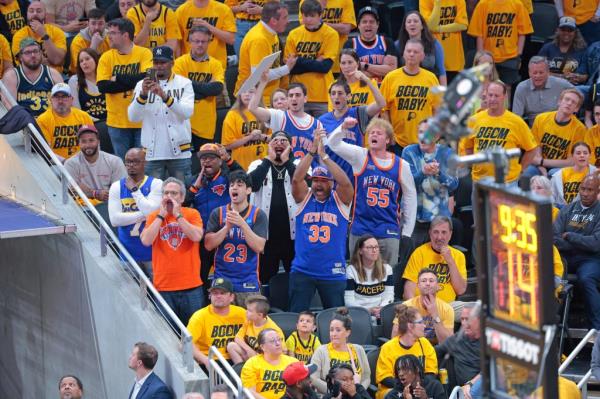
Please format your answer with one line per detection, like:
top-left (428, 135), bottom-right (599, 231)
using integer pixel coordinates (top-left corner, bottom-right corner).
top-left (521, 165), bottom-right (560, 179)
top-left (470, 378), bottom-right (482, 399)
top-left (160, 285), bottom-right (205, 325)
top-left (234, 19), bottom-right (258, 56)
top-left (107, 127), bottom-right (141, 160)
top-left (569, 254), bottom-right (600, 329)
top-left (288, 272), bottom-right (345, 312)
top-left (578, 20), bottom-right (600, 48)
top-left (145, 157), bottom-right (192, 186)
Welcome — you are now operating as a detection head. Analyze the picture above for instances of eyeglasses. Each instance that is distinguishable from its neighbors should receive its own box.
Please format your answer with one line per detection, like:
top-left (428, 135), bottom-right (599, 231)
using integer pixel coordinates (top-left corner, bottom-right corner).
top-left (124, 160), bottom-right (142, 165)
top-left (364, 245), bottom-right (379, 250)
top-left (411, 319), bottom-right (424, 324)
top-left (265, 337), bottom-right (283, 344)
top-left (21, 49), bottom-right (41, 56)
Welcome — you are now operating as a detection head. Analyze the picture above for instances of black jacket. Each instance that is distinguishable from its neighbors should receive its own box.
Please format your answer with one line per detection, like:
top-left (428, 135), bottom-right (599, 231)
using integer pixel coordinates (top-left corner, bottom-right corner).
top-left (322, 384), bottom-right (372, 399)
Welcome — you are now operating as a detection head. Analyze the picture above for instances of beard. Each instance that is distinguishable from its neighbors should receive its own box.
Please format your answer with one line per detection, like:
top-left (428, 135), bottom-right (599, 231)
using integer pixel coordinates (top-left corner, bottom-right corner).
top-left (82, 146), bottom-right (98, 157)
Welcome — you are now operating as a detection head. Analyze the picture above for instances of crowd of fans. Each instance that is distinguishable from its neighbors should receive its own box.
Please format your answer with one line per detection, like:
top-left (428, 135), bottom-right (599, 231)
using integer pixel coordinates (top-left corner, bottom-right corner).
top-left (5, 0), bottom-right (600, 397)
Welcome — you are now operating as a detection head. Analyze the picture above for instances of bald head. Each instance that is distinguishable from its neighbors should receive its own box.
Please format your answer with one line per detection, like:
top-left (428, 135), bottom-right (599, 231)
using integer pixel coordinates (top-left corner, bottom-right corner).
top-left (124, 148), bottom-right (146, 178)
top-left (579, 175), bottom-right (599, 207)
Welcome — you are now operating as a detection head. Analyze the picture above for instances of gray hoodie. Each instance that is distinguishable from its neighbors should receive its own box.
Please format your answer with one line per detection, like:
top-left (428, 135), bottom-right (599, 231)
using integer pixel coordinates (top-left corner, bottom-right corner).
top-left (553, 199), bottom-right (600, 255)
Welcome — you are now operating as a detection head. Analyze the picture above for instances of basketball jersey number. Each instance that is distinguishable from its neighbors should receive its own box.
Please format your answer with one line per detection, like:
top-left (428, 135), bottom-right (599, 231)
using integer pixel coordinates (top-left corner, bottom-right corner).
top-left (30, 96), bottom-right (42, 112)
top-left (223, 243), bottom-right (247, 263)
top-left (308, 225), bottom-right (330, 243)
top-left (130, 221), bottom-right (142, 237)
top-left (366, 187), bottom-right (390, 208)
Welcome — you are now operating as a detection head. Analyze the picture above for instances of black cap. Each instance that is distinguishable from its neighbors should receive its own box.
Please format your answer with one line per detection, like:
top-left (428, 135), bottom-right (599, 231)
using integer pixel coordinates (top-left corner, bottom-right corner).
top-left (358, 6), bottom-right (379, 22)
top-left (209, 277), bottom-right (234, 292)
top-left (152, 45), bottom-right (173, 61)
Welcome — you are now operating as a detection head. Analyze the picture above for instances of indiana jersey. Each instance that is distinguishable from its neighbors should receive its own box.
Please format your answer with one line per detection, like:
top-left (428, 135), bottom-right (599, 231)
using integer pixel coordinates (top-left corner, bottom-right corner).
top-left (118, 176), bottom-right (154, 262)
top-left (352, 152), bottom-right (403, 238)
top-left (78, 83), bottom-right (107, 121)
top-left (192, 170), bottom-right (231, 226)
top-left (15, 64), bottom-right (56, 117)
top-left (127, 4), bottom-right (181, 49)
top-left (281, 111), bottom-right (320, 160)
top-left (285, 332), bottom-right (321, 364)
top-left (292, 191), bottom-right (349, 280)
top-left (214, 205), bottom-right (261, 292)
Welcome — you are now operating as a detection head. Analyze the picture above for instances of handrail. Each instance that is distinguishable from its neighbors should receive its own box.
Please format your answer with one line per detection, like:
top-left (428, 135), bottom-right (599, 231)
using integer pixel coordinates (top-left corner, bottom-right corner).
top-left (208, 346), bottom-right (254, 399)
top-left (448, 386), bottom-right (464, 399)
top-left (578, 369), bottom-right (592, 398)
top-left (0, 81), bottom-right (195, 373)
top-left (559, 329), bottom-right (596, 374)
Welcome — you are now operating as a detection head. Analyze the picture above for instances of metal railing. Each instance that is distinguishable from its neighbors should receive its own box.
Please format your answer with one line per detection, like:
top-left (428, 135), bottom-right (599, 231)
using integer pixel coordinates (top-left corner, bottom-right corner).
top-left (558, 329), bottom-right (596, 375)
top-left (0, 81), bottom-right (195, 373)
top-left (208, 346), bottom-right (254, 399)
top-left (578, 370), bottom-right (593, 399)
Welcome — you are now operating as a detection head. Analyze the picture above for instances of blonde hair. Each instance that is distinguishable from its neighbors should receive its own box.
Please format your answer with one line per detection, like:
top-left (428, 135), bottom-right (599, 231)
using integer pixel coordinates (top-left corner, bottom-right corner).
top-left (365, 118), bottom-right (395, 147)
top-left (559, 88), bottom-right (584, 108)
top-left (473, 50), bottom-right (499, 82)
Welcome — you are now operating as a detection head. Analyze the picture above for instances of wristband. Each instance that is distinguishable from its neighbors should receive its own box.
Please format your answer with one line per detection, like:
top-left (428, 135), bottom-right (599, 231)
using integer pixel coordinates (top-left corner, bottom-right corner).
top-left (156, 214), bottom-right (165, 221)
top-left (41, 34), bottom-right (50, 41)
top-left (322, 154), bottom-right (330, 161)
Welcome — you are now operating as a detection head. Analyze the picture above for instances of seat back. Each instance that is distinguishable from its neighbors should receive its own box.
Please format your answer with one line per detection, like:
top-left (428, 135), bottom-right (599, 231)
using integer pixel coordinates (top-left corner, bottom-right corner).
top-left (367, 347), bottom-right (381, 389)
top-left (316, 306), bottom-right (374, 345)
top-left (268, 273), bottom-right (289, 312)
top-left (269, 312), bottom-right (300, 339)
top-left (380, 301), bottom-right (402, 339)
top-left (531, 3), bottom-right (558, 43)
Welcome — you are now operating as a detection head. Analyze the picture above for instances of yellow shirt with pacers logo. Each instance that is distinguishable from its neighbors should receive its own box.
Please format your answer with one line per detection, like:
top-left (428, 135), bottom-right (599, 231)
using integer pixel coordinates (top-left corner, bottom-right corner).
top-left (532, 111), bottom-right (586, 161)
top-left (285, 23), bottom-right (339, 104)
top-left (12, 24), bottom-right (67, 72)
top-left (563, 0), bottom-right (600, 24)
top-left (299, 0), bottom-right (356, 73)
top-left (36, 107), bottom-right (94, 159)
top-left (175, 0), bottom-right (236, 69)
top-left (402, 243), bottom-right (467, 303)
top-left (235, 317), bottom-right (285, 351)
top-left (467, 0), bottom-right (533, 63)
top-left (127, 4), bottom-right (181, 49)
top-left (241, 354), bottom-right (297, 399)
top-left (0, 0), bottom-right (25, 37)
top-left (380, 67), bottom-right (439, 147)
top-left (285, 332), bottom-right (321, 364)
top-left (463, 110), bottom-right (537, 182)
top-left (585, 124), bottom-right (600, 168)
top-left (187, 304), bottom-right (246, 359)
top-left (97, 45), bottom-right (153, 129)
top-left (221, 109), bottom-right (267, 170)
top-left (174, 53), bottom-right (224, 140)
top-left (420, 0), bottom-right (469, 72)
top-left (235, 21), bottom-right (283, 104)
top-left (327, 79), bottom-right (376, 111)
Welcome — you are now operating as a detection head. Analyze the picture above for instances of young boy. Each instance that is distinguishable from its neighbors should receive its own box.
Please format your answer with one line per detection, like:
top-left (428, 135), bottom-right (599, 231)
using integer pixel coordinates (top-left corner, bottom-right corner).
top-left (227, 295), bottom-right (285, 364)
top-left (285, 311), bottom-right (321, 364)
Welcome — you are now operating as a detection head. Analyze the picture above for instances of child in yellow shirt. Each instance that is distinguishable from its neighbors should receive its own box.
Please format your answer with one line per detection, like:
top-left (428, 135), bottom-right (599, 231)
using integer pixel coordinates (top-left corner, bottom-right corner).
top-left (285, 311), bottom-right (321, 364)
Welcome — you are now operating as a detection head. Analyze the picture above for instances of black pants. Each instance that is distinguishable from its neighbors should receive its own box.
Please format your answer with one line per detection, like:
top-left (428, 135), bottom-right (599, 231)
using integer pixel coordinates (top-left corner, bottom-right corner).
top-left (259, 236), bottom-right (294, 285)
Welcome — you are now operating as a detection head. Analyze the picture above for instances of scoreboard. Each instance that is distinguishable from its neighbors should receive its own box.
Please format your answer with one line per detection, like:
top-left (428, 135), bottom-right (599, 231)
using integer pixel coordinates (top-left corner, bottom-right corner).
top-left (474, 180), bottom-right (558, 398)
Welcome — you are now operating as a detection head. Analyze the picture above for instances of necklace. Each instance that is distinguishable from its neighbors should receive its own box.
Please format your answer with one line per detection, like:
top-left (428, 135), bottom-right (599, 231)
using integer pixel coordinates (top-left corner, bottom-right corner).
top-left (273, 164), bottom-right (286, 180)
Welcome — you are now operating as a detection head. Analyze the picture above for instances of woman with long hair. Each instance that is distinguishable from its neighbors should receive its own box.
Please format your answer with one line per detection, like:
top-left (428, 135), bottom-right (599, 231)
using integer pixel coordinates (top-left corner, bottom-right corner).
top-left (384, 355), bottom-right (445, 399)
top-left (241, 328), bottom-right (297, 399)
top-left (222, 88), bottom-right (269, 170)
top-left (68, 48), bottom-right (107, 122)
top-left (552, 142), bottom-right (597, 206)
top-left (395, 11), bottom-right (447, 85)
top-left (471, 50), bottom-right (501, 112)
top-left (376, 305), bottom-right (438, 399)
top-left (344, 235), bottom-right (394, 319)
top-left (330, 49), bottom-right (377, 110)
top-left (311, 308), bottom-right (371, 394)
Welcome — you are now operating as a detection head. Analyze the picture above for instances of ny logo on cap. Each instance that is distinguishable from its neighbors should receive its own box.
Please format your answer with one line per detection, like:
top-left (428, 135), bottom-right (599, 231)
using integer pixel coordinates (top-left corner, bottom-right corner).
top-left (156, 48), bottom-right (162, 55)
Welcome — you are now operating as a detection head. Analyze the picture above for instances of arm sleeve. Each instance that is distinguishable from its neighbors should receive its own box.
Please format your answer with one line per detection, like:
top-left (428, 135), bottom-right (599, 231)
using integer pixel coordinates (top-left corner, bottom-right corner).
top-left (310, 347), bottom-right (329, 394)
top-left (344, 267), bottom-right (358, 307)
top-left (511, 84), bottom-right (525, 117)
top-left (251, 209), bottom-right (269, 238)
top-left (166, 79), bottom-right (194, 119)
top-left (564, 219), bottom-right (600, 252)
top-left (326, 125), bottom-right (368, 172)
top-left (381, 265), bottom-right (395, 305)
top-left (400, 160), bottom-right (417, 237)
top-left (551, 171), bottom-right (566, 206)
top-left (356, 346), bottom-right (371, 390)
top-left (192, 81), bottom-right (224, 99)
top-left (97, 79), bottom-right (132, 94)
top-left (553, 207), bottom-right (574, 251)
top-left (291, 58), bottom-right (334, 74)
top-left (132, 178), bottom-right (163, 215)
top-left (248, 159), bottom-right (271, 191)
top-left (401, 146), bottom-right (425, 186)
top-left (206, 208), bottom-right (222, 233)
top-left (108, 182), bottom-right (144, 226)
top-left (127, 81), bottom-right (145, 122)
top-left (554, 0), bottom-right (564, 17)
top-left (68, 76), bottom-right (81, 109)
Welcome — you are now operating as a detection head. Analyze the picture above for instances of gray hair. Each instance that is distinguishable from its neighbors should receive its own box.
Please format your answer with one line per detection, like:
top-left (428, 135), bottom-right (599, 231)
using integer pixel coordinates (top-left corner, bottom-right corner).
top-left (528, 56), bottom-right (548, 68)
top-left (183, 393), bottom-right (205, 399)
top-left (162, 177), bottom-right (186, 196)
top-left (430, 215), bottom-right (453, 231)
top-left (530, 175), bottom-right (552, 196)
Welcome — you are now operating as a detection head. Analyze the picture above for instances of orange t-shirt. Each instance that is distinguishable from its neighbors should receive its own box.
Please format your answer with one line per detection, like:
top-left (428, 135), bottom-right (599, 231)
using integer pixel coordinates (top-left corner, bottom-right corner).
top-left (146, 207), bottom-right (203, 291)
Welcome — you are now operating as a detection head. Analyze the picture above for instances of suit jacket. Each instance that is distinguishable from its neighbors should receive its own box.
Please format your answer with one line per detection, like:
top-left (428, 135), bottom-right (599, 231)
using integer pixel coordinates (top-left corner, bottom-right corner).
top-left (129, 372), bottom-right (173, 399)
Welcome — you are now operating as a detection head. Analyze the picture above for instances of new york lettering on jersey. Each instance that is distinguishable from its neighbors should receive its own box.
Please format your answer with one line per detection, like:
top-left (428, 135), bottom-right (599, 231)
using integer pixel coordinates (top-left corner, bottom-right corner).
top-left (352, 35), bottom-right (387, 67)
top-left (283, 111), bottom-right (319, 159)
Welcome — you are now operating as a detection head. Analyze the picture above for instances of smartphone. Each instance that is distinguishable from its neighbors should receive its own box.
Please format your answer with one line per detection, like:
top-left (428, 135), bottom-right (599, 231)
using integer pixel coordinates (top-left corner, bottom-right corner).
top-left (146, 68), bottom-right (157, 82)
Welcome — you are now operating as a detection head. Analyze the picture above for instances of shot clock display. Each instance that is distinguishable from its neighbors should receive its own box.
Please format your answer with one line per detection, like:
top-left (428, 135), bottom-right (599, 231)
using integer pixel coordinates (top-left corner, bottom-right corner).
top-left (488, 190), bottom-right (540, 330)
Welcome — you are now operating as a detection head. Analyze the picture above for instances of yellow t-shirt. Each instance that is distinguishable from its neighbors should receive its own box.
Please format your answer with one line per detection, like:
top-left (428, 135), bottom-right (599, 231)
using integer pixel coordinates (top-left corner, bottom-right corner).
top-left (532, 111), bottom-right (586, 161)
top-left (235, 21), bottom-right (283, 104)
top-left (463, 110), bottom-right (537, 182)
top-left (585, 124), bottom-right (600, 167)
top-left (531, 376), bottom-right (582, 398)
top-left (235, 317), bottom-right (285, 351)
top-left (97, 45), bottom-right (153, 129)
top-left (553, 245), bottom-right (564, 281)
top-left (403, 296), bottom-right (454, 342)
top-left (0, 0), bottom-right (26, 37)
top-left (467, 0), bottom-right (533, 63)
top-left (420, 0), bottom-right (468, 72)
top-left (285, 332), bottom-right (321, 364)
top-left (376, 337), bottom-right (438, 399)
top-left (36, 108), bottom-right (94, 159)
top-left (241, 354), bottom-right (297, 399)
top-left (225, 0), bottom-right (266, 21)
top-left (221, 109), bottom-right (267, 170)
top-left (299, 0), bottom-right (356, 73)
top-left (127, 4), bottom-right (181, 49)
top-left (174, 53), bottom-right (224, 140)
top-left (327, 79), bottom-right (376, 111)
top-left (187, 304), bottom-right (247, 359)
top-left (380, 67), bottom-right (440, 147)
top-left (563, 0), bottom-right (600, 24)
top-left (12, 24), bottom-right (67, 72)
top-left (0, 33), bottom-right (11, 79)
top-left (69, 34), bottom-right (111, 74)
top-left (402, 243), bottom-right (467, 303)
top-left (325, 343), bottom-right (364, 376)
top-left (560, 166), bottom-right (591, 204)
top-left (175, 0), bottom-right (236, 69)
top-left (285, 23), bottom-right (339, 103)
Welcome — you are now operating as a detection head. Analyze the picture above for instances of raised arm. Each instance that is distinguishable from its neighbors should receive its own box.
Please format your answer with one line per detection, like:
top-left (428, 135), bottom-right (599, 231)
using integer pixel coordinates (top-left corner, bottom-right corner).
top-left (248, 73), bottom-right (272, 123)
top-left (317, 128), bottom-right (353, 205)
top-left (291, 138), bottom-right (314, 203)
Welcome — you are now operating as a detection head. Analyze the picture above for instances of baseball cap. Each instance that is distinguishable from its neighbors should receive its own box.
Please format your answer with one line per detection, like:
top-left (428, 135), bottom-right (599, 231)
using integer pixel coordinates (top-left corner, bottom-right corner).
top-left (311, 166), bottom-right (333, 181)
top-left (558, 16), bottom-right (576, 30)
top-left (358, 6), bottom-right (379, 23)
top-left (209, 277), bottom-right (234, 293)
top-left (18, 37), bottom-right (40, 53)
top-left (198, 143), bottom-right (220, 158)
top-left (77, 124), bottom-right (99, 138)
top-left (51, 82), bottom-right (72, 97)
top-left (282, 362), bottom-right (318, 386)
top-left (152, 45), bottom-right (174, 61)
top-left (271, 131), bottom-right (291, 142)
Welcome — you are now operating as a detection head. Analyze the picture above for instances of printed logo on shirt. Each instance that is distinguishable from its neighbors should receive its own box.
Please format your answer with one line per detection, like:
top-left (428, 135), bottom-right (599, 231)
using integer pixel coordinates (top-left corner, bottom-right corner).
top-left (475, 126), bottom-right (509, 150)
top-left (321, 7), bottom-right (342, 23)
top-left (211, 184), bottom-right (226, 196)
top-left (394, 85), bottom-right (429, 118)
top-left (112, 63), bottom-right (141, 75)
top-left (186, 17), bottom-right (218, 29)
top-left (210, 323), bottom-right (242, 348)
top-left (563, 182), bottom-right (582, 204)
top-left (121, 197), bottom-right (140, 212)
top-left (349, 92), bottom-right (368, 106)
top-left (354, 282), bottom-right (385, 296)
top-left (568, 212), bottom-right (595, 229)
top-left (160, 222), bottom-right (186, 249)
top-left (485, 13), bottom-right (516, 47)
top-left (260, 370), bottom-right (286, 394)
top-left (540, 132), bottom-right (570, 160)
top-left (439, 6), bottom-right (457, 40)
top-left (295, 41), bottom-right (322, 60)
top-left (4, 9), bottom-right (25, 33)
top-left (189, 71), bottom-right (213, 82)
top-left (52, 124), bottom-right (82, 156)
top-left (427, 262), bottom-right (450, 284)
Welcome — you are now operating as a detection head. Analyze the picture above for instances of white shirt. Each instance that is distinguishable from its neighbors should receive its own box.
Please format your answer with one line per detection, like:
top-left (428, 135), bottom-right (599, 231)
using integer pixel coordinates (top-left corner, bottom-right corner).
top-left (108, 176), bottom-right (163, 227)
top-left (131, 370), bottom-right (153, 399)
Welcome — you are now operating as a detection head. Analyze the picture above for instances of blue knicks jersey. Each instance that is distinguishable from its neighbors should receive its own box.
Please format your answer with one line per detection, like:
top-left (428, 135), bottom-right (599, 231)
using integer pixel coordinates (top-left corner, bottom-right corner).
top-left (214, 205), bottom-right (261, 292)
top-left (352, 35), bottom-right (388, 72)
top-left (192, 171), bottom-right (230, 225)
top-left (320, 107), bottom-right (364, 184)
top-left (118, 176), bottom-right (154, 262)
top-left (282, 111), bottom-right (319, 159)
top-left (16, 65), bottom-right (55, 117)
top-left (352, 153), bottom-right (402, 238)
top-left (292, 191), bottom-right (349, 280)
